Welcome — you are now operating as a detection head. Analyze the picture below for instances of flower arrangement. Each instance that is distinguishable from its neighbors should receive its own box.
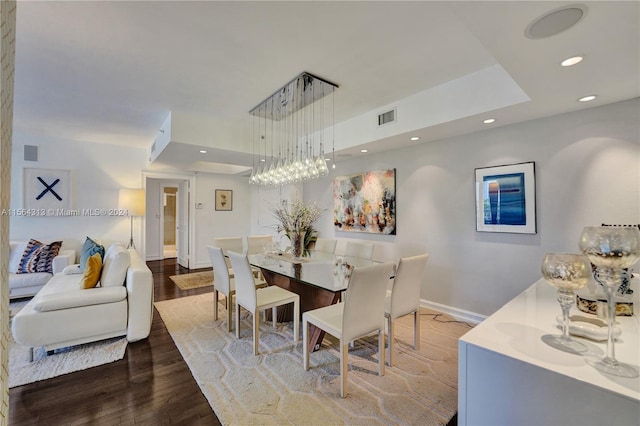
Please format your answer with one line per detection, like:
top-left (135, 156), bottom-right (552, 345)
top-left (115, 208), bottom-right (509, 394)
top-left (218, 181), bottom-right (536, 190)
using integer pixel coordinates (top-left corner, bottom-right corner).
top-left (271, 200), bottom-right (323, 258)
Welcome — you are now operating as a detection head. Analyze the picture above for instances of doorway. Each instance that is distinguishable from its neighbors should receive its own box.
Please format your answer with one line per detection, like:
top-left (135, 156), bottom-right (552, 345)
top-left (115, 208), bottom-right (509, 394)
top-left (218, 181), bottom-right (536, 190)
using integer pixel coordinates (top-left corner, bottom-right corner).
top-left (162, 186), bottom-right (177, 259)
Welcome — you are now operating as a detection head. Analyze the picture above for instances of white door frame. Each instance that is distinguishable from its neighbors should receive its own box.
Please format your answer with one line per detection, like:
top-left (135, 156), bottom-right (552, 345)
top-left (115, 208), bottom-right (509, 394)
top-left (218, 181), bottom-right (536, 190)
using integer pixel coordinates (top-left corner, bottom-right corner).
top-left (159, 183), bottom-right (178, 258)
top-left (142, 171), bottom-right (197, 267)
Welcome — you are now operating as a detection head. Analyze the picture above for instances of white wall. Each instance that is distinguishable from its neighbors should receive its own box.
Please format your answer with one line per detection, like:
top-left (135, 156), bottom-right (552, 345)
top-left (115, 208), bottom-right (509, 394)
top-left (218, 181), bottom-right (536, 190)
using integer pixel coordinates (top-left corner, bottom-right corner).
top-left (10, 134), bottom-right (147, 255)
top-left (192, 172), bottom-right (252, 269)
top-left (304, 99), bottom-right (640, 317)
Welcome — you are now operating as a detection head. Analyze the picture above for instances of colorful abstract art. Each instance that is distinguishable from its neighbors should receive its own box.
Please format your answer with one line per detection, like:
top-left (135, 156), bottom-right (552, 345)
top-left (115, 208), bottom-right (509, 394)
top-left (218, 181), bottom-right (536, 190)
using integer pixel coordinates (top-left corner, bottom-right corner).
top-left (333, 169), bottom-right (396, 234)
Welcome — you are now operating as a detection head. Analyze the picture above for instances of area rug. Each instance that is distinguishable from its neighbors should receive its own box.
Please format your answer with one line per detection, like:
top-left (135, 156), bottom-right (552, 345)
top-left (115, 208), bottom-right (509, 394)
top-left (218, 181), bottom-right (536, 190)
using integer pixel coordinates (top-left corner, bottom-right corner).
top-left (155, 293), bottom-right (472, 425)
top-left (9, 301), bottom-right (128, 388)
top-left (169, 270), bottom-right (213, 290)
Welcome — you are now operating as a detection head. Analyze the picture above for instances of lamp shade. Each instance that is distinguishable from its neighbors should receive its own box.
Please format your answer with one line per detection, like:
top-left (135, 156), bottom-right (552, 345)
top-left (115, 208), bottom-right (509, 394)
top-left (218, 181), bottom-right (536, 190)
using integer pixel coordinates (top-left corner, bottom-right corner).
top-left (118, 188), bottom-right (146, 216)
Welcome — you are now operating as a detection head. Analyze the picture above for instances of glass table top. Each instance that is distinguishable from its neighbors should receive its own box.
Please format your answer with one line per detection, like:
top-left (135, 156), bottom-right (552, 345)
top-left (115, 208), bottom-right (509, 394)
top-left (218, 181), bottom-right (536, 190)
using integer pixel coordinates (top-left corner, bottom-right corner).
top-left (248, 250), bottom-right (379, 293)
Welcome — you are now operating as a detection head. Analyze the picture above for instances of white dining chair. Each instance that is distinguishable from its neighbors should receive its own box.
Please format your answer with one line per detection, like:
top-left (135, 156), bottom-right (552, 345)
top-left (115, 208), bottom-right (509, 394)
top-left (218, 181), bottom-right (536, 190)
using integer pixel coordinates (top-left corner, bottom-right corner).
top-left (213, 236), bottom-right (243, 276)
top-left (228, 251), bottom-right (300, 355)
top-left (245, 235), bottom-right (274, 255)
top-left (385, 253), bottom-right (429, 366)
top-left (314, 237), bottom-right (337, 253)
top-left (344, 241), bottom-right (374, 259)
top-left (207, 245), bottom-right (267, 333)
top-left (303, 261), bottom-right (394, 398)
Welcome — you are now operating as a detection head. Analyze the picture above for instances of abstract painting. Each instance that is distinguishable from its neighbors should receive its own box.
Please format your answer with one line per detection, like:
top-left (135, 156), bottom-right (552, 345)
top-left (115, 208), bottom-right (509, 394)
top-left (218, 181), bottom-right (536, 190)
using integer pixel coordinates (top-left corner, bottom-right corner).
top-left (23, 168), bottom-right (74, 213)
top-left (333, 169), bottom-right (396, 234)
top-left (475, 162), bottom-right (536, 234)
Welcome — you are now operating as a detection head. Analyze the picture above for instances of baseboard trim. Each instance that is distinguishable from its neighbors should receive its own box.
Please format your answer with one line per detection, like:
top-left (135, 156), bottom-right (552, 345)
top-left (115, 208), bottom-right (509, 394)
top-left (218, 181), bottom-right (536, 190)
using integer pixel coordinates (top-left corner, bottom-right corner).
top-left (420, 299), bottom-right (486, 325)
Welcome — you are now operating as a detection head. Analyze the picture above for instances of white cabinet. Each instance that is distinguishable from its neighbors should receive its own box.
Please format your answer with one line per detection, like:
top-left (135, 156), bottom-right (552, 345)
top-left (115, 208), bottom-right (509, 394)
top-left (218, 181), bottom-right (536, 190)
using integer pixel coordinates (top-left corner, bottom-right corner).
top-left (458, 279), bottom-right (640, 426)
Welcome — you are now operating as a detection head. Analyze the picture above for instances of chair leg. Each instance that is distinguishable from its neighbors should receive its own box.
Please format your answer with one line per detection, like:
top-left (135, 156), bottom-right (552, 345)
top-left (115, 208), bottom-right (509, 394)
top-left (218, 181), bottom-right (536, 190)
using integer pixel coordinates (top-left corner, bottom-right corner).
top-left (303, 318), bottom-right (309, 370)
top-left (28, 347), bottom-right (34, 362)
top-left (213, 289), bottom-right (219, 321)
top-left (293, 300), bottom-right (300, 342)
top-left (414, 309), bottom-right (420, 350)
top-left (378, 329), bottom-right (385, 376)
top-left (253, 310), bottom-right (260, 356)
top-left (387, 316), bottom-right (394, 367)
top-left (340, 341), bottom-right (348, 398)
top-left (226, 295), bottom-right (233, 333)
top-left (235, 303), bottom-right (241, 339)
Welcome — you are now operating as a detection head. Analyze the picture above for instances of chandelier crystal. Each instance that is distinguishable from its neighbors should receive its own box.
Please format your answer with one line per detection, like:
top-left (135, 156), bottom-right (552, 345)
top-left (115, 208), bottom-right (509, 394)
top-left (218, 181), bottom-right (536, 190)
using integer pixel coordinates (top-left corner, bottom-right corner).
top-left (249, 72), bottom-right (338, 187)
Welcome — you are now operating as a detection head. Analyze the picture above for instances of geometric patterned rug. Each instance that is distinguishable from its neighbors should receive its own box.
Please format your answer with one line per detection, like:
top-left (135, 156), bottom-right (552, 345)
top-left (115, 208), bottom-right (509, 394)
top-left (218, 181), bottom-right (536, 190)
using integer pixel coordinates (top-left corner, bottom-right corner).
top-left (155, 292), bottom-right (472, 425)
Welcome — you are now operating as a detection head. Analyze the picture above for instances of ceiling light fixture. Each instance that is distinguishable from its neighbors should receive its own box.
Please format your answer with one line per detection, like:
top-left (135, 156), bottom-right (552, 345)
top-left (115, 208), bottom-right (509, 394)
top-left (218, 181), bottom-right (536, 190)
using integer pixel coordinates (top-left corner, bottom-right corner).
top-left (249, 72), bottom-right (338, 186)
top-left (199, 150), bottom-right (207, 153)
top-left (578, 95), bottom-right (597, 102)
top-left (561, 56), bottom-right (584, 67)
top-left (410, 136), bottom-right (420, 141)
top-left (360, 149), bottom-right (368, 153)
top-left (483, 118), bottom-right (496, 124)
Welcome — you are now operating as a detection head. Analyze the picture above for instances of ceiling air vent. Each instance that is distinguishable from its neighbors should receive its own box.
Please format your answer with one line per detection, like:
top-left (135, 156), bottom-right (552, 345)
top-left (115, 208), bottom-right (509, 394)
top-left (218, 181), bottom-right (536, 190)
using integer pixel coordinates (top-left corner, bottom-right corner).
top-left (151, 141), bottom-right (157, 153)
top-left (378, 108), bottom-right (396, 126)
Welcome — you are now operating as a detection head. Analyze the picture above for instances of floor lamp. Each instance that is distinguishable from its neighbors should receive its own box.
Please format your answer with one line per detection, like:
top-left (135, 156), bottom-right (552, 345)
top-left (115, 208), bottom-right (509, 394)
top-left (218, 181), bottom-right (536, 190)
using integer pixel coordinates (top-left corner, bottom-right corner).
top-left (119, 188), bottom-right (146, 249)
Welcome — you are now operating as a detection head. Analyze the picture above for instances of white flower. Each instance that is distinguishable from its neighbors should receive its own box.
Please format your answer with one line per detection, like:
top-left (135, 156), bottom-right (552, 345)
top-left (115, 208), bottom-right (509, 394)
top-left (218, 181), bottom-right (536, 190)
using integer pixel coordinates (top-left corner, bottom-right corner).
top-left (271, 200), bottom-right (323, 233)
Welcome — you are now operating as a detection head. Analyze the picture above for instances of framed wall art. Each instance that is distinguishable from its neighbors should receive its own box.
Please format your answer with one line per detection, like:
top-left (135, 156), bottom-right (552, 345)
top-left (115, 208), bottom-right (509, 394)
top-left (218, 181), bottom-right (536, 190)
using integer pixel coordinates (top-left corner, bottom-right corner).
top-left (475, 162), bottom-right (536, 234)
top-left (333, 169), bottom-right (396, 235)
top-left (23, 168), bottom-right (74, 212)
top-left (215, 189), bottom-right (233, 211)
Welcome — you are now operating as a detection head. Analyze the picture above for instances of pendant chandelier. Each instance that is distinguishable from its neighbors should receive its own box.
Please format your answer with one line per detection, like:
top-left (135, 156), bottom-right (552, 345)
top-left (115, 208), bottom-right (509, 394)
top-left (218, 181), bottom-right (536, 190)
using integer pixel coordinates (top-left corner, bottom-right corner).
top-left (249, 72), bottom-right (338, 187)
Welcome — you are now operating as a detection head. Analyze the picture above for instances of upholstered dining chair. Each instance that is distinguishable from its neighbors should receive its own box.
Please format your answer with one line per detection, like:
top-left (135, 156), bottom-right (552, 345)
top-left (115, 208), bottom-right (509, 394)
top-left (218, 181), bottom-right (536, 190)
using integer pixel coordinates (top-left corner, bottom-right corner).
top-left (385, 253), bottom-right (429, 366)
top-left (207, 245), bottom-right (267, 333)
top-left (228, 251), bottom-right (300, 355)
top-left (303, 261), bottom-right (394, 398)
top-left (344, 241), bottom-right (374, 259)
top-left (245, 235), bottom-right (274, 255)
top-left (314, 237), bottom-right (337, 253)
top-left (213, 237), bottom-right (244, 277)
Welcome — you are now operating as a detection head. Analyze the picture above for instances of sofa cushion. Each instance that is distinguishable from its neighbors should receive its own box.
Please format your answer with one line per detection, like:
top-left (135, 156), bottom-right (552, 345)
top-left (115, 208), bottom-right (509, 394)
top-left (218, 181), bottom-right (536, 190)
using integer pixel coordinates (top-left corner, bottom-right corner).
top-left (8, 272), bottom-right (52, 289)
top-left (33, 286), bottom-right (127, 312)
top-left (8, 241), bottom-right (28, 273)
top-left (80, 253), bottom-right (102, 289)
top-left (100, 244), bottom-right (130, 287)
top-left (79, 237), bottom-right (105, 272)
top-left (17, 239), bottom-right (62, 274)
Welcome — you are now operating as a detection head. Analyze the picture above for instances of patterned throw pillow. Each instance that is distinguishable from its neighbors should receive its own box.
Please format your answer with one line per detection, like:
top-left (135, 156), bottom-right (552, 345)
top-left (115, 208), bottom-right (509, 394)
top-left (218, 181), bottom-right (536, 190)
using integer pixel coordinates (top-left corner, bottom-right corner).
top-left (17, 239), bottom-right (62, 274)
top-left (80, 253), bottom-right (103, 289)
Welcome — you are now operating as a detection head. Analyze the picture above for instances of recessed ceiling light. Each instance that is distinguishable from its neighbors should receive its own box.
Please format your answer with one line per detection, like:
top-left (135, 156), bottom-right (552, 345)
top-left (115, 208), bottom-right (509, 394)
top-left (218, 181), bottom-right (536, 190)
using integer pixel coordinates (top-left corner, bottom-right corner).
top-left (360, 149), bottom-right (368, 153)
top-left (410, 136), bottom-right (420, 141)
top-left (199, 150), bottom-right (207, 153)
top-left (578, 95), bottom-right (597, 102)
top-left (561, 56), bottom-right (584, 67)
top-left (325, 157), bottom-right (331, 161)
top-left (483, 118), bottom-right (496, 124)
top-left (260, 158), bottom-right (265, 162)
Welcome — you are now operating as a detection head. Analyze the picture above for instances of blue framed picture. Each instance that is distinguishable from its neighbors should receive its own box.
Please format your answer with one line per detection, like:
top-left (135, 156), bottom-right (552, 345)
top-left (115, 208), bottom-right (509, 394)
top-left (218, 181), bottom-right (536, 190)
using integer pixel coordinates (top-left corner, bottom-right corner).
top-left (475, 162), bottom-right (536, 234)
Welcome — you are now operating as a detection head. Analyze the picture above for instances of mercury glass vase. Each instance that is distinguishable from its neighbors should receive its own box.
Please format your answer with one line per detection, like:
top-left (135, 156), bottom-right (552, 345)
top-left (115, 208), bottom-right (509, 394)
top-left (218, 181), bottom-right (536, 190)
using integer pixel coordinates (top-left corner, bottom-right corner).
top-left (540, 253), bottom-right (591, 353)
top-left (579, 226), bottom-right (640, 378)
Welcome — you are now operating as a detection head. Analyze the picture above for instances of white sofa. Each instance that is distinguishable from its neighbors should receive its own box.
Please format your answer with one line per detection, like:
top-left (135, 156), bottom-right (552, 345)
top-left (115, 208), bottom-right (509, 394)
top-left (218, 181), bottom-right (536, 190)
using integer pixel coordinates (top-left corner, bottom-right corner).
top-left (12, 244), bottom-right (154, 357)
top-left (9, 241), bottom-right (76, 300)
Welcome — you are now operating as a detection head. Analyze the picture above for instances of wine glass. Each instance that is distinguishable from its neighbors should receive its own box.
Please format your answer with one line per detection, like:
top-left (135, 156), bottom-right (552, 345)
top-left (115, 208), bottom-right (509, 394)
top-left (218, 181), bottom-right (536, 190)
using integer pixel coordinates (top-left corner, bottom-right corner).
top-left (579, 226), bottom-right (640, 378)
top-left (540, 253), bottom-right (592, 353)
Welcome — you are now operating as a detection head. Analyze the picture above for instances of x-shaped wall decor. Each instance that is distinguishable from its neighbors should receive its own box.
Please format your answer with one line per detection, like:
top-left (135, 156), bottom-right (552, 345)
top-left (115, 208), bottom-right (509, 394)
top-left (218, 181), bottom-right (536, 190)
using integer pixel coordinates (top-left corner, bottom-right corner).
top-left (35, 176), bottom-right (63, 201)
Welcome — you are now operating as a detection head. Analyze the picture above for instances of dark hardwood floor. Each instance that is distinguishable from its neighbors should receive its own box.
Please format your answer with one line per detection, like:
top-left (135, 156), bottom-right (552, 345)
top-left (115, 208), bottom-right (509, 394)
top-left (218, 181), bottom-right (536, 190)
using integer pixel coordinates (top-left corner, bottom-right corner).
top-left (9, 258), bottom-right (222, 425)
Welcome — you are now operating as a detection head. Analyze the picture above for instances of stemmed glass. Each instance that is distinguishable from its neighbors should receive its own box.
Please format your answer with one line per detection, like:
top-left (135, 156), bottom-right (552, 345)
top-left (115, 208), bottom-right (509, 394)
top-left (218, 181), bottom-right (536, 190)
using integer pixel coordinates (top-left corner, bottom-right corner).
top-left (579, 226), bottom-right (640, 378)
top-left (540, 253), bottom-right (592, 353)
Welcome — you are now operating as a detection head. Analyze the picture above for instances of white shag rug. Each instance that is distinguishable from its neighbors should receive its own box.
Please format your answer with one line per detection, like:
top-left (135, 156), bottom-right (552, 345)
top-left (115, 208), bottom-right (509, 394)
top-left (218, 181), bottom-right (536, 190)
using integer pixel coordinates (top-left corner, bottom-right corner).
top-left (9, 301), bottom-right (128, 388)
top-left (155, 292), bottom-right (468, 426)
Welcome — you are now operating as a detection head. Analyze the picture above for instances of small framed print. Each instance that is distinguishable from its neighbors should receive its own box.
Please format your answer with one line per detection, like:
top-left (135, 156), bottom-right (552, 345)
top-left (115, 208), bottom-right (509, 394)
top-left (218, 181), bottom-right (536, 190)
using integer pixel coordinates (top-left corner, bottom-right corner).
top-left (475, 162), bottom-right (536, 234)
top-left (215, 189), bottom-right (233, 211)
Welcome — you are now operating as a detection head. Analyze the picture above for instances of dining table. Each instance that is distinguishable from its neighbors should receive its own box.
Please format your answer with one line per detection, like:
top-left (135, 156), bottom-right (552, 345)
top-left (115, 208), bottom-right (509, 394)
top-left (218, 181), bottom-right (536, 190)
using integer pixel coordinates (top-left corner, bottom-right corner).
top-left (248, 250), bottom-right (379, 353)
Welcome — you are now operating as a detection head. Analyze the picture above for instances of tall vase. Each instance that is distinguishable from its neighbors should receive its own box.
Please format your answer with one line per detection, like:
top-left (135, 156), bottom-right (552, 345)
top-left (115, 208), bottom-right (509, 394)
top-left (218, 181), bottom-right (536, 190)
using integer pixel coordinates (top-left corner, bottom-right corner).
top-left (290, 230), bottom-right (304, 260)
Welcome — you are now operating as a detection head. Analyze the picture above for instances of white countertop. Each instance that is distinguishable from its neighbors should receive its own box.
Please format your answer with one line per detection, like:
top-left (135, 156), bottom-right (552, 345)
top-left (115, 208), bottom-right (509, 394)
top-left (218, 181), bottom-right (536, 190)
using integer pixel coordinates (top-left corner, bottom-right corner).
top-left (460, 279), bottom-right (640, 401)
